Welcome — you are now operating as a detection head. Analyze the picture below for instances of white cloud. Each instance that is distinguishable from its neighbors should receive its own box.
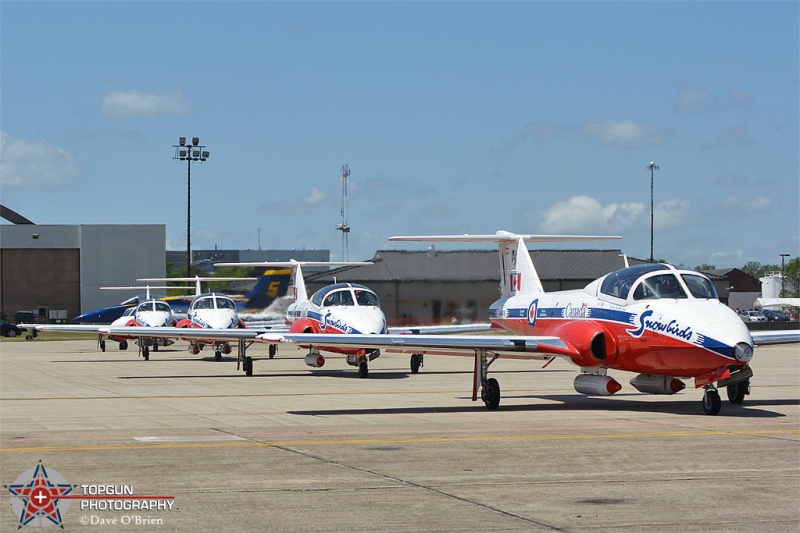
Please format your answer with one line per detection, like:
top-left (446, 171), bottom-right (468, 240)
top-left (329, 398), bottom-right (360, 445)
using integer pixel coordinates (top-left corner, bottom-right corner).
top-left (301, 186), bottom-right (327, 206)
top-left (710, 249), bottom-right (746, 264)
top-left (676, 88), bottom-right (719, 113)
top-left (0, 132), bottom-right (80, 190)
top-left (103, 90), bottom-right (192, 119)
top-left (676, 87), bottom-right (754, 113)
top-left (538, 195), bottom-right (644, 233)
top-left (581, 120), bottom-right (672, 146)
top-left (721, 195), bottom-right (775, 214)
top-left (654, 198), bottom-right (691, 229)
top-left (702, 125), bottom-right (753, 149)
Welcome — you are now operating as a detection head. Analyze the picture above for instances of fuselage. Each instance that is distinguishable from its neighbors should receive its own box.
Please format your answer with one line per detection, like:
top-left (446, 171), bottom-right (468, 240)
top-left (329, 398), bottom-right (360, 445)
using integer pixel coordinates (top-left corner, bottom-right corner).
top-left (108, 299), bottom-right (175, 344)
top-left (489, 263), bottom-right (754, 378)
top-left (182, 293), bottom-right (242, 330)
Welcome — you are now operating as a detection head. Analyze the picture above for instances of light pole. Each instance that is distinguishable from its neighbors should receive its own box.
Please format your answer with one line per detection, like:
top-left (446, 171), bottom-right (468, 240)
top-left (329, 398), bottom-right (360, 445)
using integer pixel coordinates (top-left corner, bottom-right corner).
top-left (646, 162), bottom-right (659, 262)
top-left (173, 137), bottom-right (210, 276)
top-left (780, 253), bottom-right (790, 276)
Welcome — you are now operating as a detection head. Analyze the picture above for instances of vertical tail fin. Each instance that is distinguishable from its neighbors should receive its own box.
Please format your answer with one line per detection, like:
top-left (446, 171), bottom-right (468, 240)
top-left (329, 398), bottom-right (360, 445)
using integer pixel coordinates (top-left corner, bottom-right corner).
top-left (243, 269), bottom-right (293, 309)
top-left (499, 237), bottom-right (544, 297)
top-left (293, 263), bottom-right (309, 303)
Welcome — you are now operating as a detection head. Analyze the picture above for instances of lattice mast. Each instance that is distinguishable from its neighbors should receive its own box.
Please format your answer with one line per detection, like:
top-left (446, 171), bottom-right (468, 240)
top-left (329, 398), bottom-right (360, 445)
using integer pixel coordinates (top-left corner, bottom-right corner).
top-left (335, 164), bottom-right (351, 261)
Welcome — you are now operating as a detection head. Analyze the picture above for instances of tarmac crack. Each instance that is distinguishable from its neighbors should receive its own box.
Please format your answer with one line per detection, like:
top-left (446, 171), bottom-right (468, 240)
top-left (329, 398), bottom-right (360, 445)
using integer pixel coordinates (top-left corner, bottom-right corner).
top-left (262, 443), bottom-right (570, 532)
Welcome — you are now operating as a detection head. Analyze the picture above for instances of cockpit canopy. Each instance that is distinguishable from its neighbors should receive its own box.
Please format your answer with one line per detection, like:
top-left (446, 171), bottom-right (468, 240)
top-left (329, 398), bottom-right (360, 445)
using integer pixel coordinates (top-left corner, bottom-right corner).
top-left (310, 283), bottom-right (380, 308)
top-left (191, 294), bottom-right (236, 311)
top-left (137, 301), bottom-right (171, 314)
top-left (596, 264), bottom-right (718, 302)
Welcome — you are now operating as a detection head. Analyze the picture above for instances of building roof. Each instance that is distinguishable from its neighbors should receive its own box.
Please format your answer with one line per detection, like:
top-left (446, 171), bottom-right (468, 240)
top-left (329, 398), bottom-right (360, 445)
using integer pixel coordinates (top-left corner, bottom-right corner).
top-left (307, 249), bottom-right (641, 283)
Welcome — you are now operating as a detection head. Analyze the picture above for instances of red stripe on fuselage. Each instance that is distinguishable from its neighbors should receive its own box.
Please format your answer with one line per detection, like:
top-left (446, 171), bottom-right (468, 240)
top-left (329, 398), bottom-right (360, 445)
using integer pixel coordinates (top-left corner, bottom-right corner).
top-left (494, 317), bottom-right (737, 377)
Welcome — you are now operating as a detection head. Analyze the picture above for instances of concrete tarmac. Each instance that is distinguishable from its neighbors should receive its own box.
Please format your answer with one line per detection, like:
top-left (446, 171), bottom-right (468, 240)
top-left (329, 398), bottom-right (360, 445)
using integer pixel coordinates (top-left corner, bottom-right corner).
top-left (1, 339), bottom-right (798, 532)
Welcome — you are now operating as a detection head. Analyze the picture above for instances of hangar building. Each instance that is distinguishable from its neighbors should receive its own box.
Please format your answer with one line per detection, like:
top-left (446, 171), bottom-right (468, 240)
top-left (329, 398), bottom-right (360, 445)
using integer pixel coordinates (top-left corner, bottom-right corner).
top-left (1, 224), bottom-right (165, 322)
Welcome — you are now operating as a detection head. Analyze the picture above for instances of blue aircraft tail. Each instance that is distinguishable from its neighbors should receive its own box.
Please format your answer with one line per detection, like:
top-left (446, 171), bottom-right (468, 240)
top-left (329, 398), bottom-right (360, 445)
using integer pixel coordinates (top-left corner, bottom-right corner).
top-left (241, 268), bottom-right (292, 310)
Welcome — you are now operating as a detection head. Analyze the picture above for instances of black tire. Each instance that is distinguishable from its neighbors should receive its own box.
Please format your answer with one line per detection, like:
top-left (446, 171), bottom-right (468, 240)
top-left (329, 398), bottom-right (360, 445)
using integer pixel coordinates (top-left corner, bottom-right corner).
top-left (410, 354), bottom-right (422, 374)
top-left (269, 344), bottom-right (277, 359)
top-left (727, 380), bottom-right (748, 404)
top-left (482, 378), bottom-right (501, 410)
top-left (244, 356), bottom-right (253, 376)
top-left (358, 360), bottom-right (369, 378)
top-left (143, 351), bottom-right (149, 361)
top-left (215, 352), bottom-right (222, 362)
top-left (702, 389), bottom-right (722, 415)
top-left (153, 344), bottom-right (159, 352)
top-left (100, 340), bottom-right (106, 352)
top-left (119, 341), bottom-right (128, 350)
top-left (6, 330), bottom-right (17, 338)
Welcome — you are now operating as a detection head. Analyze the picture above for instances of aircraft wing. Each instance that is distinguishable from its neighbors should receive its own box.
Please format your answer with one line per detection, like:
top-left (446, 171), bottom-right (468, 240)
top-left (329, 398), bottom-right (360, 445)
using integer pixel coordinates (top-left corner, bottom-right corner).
top-left (255, 332), bottom-right (575, 360)
top-left (102, 326), bottom-right (274, 341)
top-left (21, 324), bottom-right (114, 334)
top-left (751, 330), bottom-right (800, 345)
top-left (387, 323), bottom-right (493, 335)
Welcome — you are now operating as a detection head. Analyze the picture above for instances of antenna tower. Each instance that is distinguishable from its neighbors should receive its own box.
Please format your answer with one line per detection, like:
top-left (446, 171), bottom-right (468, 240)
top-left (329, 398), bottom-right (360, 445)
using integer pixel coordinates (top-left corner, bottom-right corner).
top-left (335, 164), bottom-right (350, 260)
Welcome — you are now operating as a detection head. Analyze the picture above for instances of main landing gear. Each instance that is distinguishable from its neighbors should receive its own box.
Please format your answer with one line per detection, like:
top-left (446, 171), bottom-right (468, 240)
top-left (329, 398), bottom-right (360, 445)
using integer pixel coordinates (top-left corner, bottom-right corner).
top-left (474, 349), bottom-right (501, 410)
top-left (238, 341), bottom-right (255, 376)
top-left (410, 353), bottom-right (423, 374)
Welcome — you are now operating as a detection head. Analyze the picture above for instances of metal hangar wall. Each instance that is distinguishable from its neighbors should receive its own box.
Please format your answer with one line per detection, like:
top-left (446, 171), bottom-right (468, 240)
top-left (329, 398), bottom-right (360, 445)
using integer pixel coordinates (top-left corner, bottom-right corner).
top-left (0, 224), bottom-right (165, 321)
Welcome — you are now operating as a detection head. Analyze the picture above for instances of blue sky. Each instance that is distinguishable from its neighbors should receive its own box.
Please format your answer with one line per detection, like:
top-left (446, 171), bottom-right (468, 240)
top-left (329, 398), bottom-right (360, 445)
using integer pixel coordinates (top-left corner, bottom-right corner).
top-left (2, 1), bottom-right (798, 269)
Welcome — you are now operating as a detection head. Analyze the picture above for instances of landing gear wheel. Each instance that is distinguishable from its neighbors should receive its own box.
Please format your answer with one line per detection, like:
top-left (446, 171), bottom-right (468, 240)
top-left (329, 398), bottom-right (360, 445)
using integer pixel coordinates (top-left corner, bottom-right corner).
top-left (482, 378), bottom-right (501, 410)
top-left (244, 356), bottom-right (253, 376)
top-left (215, 352), bottom-right (222, 362)
top-left (358, 360), bottom-right (369, 378)
top-left (269, 344), bottom-right (277, 359)
top-left (153, 344), bottom-right (159, 352)
top-left (702, 389), bottom-right (721, 415)
top-left (119, 341), bottom-right (128, 350)
top-left (726, 380), bottom-right (749, 404)
top-left (142, 347), bottom-right (150, 361)
top-left (100, 340), bottom-right (106, 352)
top-left (410, 354), bottom-right (422, 374)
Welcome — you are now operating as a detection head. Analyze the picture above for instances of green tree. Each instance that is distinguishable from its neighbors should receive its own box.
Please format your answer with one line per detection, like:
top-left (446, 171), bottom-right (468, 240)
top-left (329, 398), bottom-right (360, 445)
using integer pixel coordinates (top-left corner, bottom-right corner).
top-left (782, 257), bottom-right (800, 298)
top-left (741, 262), bottom-right (781, 279)
top-left (741, 261), bottom-right (762, 278)
top-left (695, 264), bottom-right (716, 271)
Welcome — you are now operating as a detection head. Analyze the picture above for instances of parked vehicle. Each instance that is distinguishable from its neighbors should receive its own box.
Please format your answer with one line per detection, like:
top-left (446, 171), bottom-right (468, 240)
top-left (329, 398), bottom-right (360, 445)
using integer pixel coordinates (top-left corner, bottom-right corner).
top-left (762, 309), bottom-right (791, 322)
top-left (740, 310), bottom-right (767, 322)
top-left (1, 319), bottom-right (25, 337)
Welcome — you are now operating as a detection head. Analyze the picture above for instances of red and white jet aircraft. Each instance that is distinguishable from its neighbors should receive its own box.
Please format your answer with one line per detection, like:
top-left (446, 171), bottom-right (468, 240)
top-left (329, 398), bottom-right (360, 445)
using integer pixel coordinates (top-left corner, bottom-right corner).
top-left (257, 231), bottom-right (798, 415)
top-left (213, 260), bottom-right (388, 377)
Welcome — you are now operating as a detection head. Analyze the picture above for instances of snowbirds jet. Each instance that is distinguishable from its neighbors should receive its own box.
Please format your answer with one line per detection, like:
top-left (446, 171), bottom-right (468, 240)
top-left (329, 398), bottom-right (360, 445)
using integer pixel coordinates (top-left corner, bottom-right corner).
top-left (256, 231), bottom-right (797, 415)
top-left (212, 260), bottom-right (388, 378)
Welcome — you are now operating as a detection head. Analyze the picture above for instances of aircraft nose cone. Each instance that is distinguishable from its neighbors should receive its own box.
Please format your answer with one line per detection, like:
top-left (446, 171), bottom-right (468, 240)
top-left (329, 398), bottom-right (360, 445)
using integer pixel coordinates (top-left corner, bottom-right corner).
top-left (700, 319), bottom-right (754, 362)
top-left (358, 308), bottom-right (387, 334)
